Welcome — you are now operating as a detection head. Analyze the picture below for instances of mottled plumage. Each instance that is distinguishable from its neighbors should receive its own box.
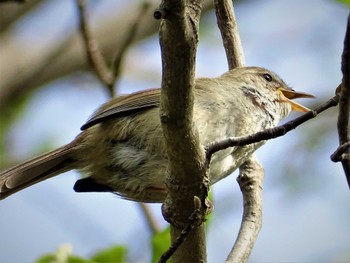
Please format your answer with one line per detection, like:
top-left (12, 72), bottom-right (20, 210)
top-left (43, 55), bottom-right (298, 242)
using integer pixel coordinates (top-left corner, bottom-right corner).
top-left (0, 67), bottom-right (313, 202)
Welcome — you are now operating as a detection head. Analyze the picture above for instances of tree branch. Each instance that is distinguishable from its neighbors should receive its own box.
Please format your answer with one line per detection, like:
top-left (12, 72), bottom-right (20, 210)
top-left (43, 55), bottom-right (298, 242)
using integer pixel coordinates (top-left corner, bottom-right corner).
top-left (76, 0), bottom-right (152, 96)
top-left (158, 197), bottom-right (204, 263)
top-left (0, 0), bottom-right (26, 3)
top-left (331, 141), bottom-right (350, 162)
top-left (214, 1), bottom-right (265, 261)
top-left (214, 0), bottom-right (245, 69)
top-left (76, 0), bottom-right (114, 96)
top-left (0, 1), bottom-right (214, 112)
top-left (334, 14), bottom-right (350, 188)
top-left (138, 203), bottom-right (160, 235)
top-left (225, 156), bottom-right (263, 263)
top-left (78, 1), bottom-right (163, 239)
top-left (112, 2), bottom-right (151, 90)
top-left (158, 0), bottom-right (208, 262)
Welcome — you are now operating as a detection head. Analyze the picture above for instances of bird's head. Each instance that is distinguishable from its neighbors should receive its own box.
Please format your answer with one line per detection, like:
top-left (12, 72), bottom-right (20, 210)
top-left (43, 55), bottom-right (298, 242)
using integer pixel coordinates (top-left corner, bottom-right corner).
top-left (223, 67), bottom-right (315, 120)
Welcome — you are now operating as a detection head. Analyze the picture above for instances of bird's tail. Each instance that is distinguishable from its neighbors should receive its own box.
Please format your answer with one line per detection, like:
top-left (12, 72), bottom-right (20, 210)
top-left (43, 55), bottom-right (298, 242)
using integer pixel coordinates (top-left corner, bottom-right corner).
top-left (0, 141), bottom-right (78, 200)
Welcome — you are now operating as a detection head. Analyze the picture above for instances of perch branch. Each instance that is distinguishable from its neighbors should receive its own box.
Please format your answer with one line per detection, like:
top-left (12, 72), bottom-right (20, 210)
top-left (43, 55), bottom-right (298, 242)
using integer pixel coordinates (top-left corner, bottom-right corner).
top-left (138, 203), bottom-right (160, 235)
top-left (158, 197), bottom-right (204, 263)
top-left (76, 0), bottom-right (114, 96)
top-left (158, 0), bottom-right (208, 262)
top-left (214, 0), bottom-right (245, 69)
top-left (0, 0), bottom-right (26, 3)
top-left (112, 2), bottom-right (151, 88)
top-left (333, 14), bottom-right (350, 188)
top-left (225, 157), bottom-right (263, 263)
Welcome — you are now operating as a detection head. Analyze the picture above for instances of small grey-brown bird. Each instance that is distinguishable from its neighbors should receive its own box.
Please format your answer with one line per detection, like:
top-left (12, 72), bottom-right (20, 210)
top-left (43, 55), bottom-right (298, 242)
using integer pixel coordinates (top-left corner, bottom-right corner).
top-left (0, 67), bottom-right (314, 202)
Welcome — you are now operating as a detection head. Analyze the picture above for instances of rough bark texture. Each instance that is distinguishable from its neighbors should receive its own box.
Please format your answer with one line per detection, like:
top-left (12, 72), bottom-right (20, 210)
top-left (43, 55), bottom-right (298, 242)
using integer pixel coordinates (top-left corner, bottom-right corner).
top-left (158, 0), bottom-right (207, 262)
top-left (338, 14), bottom-right (350, 187)
top-left (226, 156), bottom-right (263, 263)
top-left (214, 0), bottom-right (245, 69)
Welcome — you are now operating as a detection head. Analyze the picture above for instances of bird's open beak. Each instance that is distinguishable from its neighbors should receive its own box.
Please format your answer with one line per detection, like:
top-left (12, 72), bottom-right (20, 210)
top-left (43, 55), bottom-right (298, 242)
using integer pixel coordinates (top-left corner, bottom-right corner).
top-left (277, 87), bottom-right (315, 112)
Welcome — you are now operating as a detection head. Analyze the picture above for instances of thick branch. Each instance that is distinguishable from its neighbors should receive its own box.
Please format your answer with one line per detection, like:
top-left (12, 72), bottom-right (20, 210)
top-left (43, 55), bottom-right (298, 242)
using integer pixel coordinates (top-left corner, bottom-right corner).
top-left (214, 0), bottom-right (245, 69)
top-left (158, 197), bottom-right (203, 263)
top-left (214, 1), bottom-right (266, 261)
top-left (158, 0), bottom-right (207, 262)
top-left (226, 156), bottom-right (263, 263)
top-left (336, 14), bottom-right (350, 187)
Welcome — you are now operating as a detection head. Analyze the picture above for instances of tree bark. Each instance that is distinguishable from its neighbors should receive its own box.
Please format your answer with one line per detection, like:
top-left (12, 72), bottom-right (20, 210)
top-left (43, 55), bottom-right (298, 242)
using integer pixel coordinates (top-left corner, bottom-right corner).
top-left (158, 0), bottom-right (207, 262)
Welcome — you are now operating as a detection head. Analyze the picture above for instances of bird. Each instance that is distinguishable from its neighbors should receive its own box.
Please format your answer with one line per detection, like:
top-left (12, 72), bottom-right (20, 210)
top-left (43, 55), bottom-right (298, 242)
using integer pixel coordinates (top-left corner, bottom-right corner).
top-left (0, 67), bottom-right (314, 202)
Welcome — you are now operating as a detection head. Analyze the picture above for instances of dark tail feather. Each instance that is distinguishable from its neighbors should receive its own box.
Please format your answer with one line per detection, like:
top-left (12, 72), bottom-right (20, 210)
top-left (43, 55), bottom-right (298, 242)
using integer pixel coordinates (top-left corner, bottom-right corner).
top-left (0, 142), bottom-right (77, 200)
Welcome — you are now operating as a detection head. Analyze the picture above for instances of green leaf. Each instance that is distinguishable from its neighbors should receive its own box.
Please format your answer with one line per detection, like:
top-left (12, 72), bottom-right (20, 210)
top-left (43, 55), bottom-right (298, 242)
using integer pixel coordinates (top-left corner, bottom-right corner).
top-left (337, 0), bottom-right (350, 7)
top-left (36, 254), bottom-right (56, 263)
top-left (91, 246), bottom-right (127, 263)
top-left (36, 244), bottom-right (93, 263)
top-left (36, 254), bottom-right (93, 263)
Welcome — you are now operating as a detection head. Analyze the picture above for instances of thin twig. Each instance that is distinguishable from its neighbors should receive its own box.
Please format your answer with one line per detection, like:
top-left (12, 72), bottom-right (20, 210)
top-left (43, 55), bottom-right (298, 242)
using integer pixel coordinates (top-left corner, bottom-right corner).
top-left (206, 95), bottom-right (339, 159)
top-left (0, 0), bottom-right (26, 3)
top-left (0, 2), bottom-right (215, 113)
top-left (76, 0), bottom-right (114, 96)
top-left (336, 14), bottom-right (350, 188)
top-left (214, 0), bottom-right (245, 69)
top-left (138, 203), bottom-right (160, 234)
top-left (112, 2), bottom-right (151, 87)
top-left (225, 157), bottom-right (263, 263)
top-left (77, 0), bottom-right (163, 235)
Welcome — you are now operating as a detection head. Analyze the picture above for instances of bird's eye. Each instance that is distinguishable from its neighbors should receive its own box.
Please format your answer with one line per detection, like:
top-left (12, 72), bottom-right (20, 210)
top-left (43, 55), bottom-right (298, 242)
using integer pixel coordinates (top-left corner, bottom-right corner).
top-left (262, 73), bottom-right (272, 82)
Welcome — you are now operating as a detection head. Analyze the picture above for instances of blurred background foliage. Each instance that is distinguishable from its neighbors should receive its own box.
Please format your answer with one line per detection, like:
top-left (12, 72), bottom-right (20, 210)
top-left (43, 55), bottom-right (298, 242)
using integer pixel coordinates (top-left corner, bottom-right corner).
top-left (0, 0), bottom-right (349, 262)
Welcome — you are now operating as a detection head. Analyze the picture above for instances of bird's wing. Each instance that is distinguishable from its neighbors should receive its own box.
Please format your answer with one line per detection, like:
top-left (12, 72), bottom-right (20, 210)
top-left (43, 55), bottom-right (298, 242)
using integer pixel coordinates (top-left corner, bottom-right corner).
top-left (81, 89), bottom-right (161, 130)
